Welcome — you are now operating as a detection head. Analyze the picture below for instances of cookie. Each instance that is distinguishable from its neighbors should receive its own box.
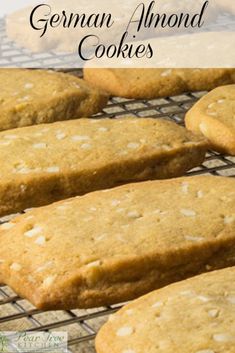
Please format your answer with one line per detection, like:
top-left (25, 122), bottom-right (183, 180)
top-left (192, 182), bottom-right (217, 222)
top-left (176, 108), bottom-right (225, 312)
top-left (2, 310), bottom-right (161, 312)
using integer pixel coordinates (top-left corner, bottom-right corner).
top-left (1, 175), bottom-right (235, 310)
top-left (96, 266), bottom-right (235, 353)
top-left (0, 117), bottom-right (207, 216)
top-left (83, 68), bottom-right (235, 99)
top-left (0, 69), bottom-right (108, 131)
top-left (185, 85), bottom-right (235, 155)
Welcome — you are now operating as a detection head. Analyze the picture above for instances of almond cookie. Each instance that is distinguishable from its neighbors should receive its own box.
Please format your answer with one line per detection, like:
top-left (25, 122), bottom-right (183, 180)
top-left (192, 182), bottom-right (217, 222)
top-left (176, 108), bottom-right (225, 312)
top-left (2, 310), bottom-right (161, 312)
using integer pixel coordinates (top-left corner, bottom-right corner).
top-left (185, 85), bottom-right (235, 155)
top-left (0, 117), bottom-right (207, 216)
top-left (1, 176), bottom-right (235, 310)
top-left (83, 68), bottom-right (235, 99)
top-left (0, 69), bottom-right (108, 131)
top-left (96, 267), bottom-right (235, 353)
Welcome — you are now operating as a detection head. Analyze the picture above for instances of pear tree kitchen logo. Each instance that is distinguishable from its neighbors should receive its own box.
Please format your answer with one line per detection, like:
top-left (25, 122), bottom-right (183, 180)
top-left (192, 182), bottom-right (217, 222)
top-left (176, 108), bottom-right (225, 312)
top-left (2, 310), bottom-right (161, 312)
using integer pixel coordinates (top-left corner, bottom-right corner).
top-left (0, 333), bottom-right (9, 353)
top-left (0, 332), bottom-right (67, 353)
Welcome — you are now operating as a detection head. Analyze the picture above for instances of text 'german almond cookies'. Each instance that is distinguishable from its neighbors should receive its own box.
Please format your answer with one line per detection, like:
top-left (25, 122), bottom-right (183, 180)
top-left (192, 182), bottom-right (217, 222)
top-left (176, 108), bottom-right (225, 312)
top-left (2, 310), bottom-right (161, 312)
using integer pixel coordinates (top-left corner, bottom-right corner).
top-left (96, 267), bottom-right (235, 353)
top-left (0, 117), bottom-right (207, 216)
top-left (1, 176), bottom-right (235, 310)
top-left (83, 68), bottom-right (235, 99)
top-left (185, 84), bottom-right (235, 155)
top-left (6, 1), bottom-right (218, 54)
top-left (0, 69), bottom-right (108, 131)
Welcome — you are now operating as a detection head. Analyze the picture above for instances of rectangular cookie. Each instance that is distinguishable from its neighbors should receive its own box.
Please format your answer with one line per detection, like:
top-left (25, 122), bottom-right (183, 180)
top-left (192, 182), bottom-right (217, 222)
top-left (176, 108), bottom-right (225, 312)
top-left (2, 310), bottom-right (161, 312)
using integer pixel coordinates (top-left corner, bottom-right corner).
top-left (0, 69), bottom-right (108, 131)
top-left (1, 175), bottom-right (235, 310)
top-left (0, 117), bottom-right (207, 216)
top-left (83, 68), bottom-right (235, 99)
top-left (96, 267), bottom-right (235, 353)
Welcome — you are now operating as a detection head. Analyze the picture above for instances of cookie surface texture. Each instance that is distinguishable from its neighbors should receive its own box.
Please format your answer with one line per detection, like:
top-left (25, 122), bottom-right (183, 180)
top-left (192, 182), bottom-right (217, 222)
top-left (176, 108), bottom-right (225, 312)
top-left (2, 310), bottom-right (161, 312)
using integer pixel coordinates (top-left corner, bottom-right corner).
top-left (0, 69), bottom-right (108, 131)
top-left (1, 176), bottom-right (235, 310)
top-left (96, 266), bottom-right (235, 353)
top-left (0, 117), bottom-right (207, 216)
top-left (83, 68), bottom-right (235, 99)
top-left (185, 85), bottom-right (235, 155)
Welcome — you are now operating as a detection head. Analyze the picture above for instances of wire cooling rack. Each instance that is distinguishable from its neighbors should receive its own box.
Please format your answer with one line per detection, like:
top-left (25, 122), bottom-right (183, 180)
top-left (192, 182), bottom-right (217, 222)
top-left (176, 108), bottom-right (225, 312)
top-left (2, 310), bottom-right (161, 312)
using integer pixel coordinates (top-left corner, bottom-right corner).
top-left (0, 84), bottom-right (235, 353)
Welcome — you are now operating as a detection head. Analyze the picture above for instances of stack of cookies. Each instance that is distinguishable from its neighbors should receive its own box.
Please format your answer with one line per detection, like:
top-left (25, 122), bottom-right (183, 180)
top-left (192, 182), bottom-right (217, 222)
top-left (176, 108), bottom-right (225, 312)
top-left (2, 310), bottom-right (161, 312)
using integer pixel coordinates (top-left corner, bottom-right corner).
top-left (0, 68), bottom-right (235, 353)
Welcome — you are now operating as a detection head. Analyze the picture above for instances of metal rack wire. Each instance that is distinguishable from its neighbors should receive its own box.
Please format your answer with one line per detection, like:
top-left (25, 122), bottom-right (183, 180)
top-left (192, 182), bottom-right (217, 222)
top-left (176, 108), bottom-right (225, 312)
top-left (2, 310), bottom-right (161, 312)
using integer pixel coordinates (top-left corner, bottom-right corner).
top-left (0, 12), bottom-right (235, 353)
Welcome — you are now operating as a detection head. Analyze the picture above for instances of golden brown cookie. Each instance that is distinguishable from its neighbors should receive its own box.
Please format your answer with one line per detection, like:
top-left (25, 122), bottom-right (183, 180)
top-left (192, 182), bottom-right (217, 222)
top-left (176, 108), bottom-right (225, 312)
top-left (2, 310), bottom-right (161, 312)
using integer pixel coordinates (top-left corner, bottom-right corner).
top-left (96, 267), bottom-right (235, 353)
top-left (0, 69), bottom-right (108, 131)
top-left (185, 85), bottom-right (235, 155)
top-left (83, 68), bottom-right (235, 99)
top-left (0, 117), bottom-right (207, 216)
top-left (1, 176), bottom-right (235, 310)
